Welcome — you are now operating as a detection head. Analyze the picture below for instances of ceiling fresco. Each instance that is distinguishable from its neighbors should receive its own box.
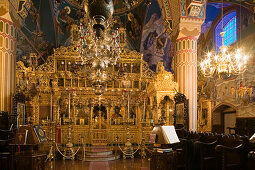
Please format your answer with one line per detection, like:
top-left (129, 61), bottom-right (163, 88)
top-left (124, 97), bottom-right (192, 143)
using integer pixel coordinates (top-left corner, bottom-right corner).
top-left (16, 0), bottom-right (150, 64)
top-left (14, 0), bottom-right (255, 69)
top-left (140, 0), bottom-right (174, 72)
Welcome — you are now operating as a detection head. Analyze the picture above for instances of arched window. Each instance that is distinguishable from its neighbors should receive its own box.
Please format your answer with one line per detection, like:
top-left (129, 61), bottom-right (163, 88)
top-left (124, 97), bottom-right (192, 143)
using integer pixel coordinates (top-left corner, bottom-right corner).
top-left (215, 12), bottom-right (237, 53)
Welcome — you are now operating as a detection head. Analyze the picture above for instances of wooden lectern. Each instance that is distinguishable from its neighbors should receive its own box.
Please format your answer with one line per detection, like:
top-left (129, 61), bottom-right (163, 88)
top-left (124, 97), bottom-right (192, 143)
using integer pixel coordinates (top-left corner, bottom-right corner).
top-left (150, 125), bottom-right (180, 147)
top-left (150, 125), bottom-right (181, 170)
top-left (10, 125), bottom-right (47, 170)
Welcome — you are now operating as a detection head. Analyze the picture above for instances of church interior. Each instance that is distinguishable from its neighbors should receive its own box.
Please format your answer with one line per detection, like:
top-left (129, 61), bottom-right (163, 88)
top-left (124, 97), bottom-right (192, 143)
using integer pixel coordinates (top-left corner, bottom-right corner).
top-left (1, 0), bottom-right (255, 169)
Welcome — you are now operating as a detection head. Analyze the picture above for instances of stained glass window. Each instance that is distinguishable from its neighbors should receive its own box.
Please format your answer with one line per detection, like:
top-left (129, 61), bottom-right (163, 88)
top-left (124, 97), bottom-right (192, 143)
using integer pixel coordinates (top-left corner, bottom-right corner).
top-left (215, 12), bottom-right (237, 53)
top-left (224, 16), bottom-right (237, 46)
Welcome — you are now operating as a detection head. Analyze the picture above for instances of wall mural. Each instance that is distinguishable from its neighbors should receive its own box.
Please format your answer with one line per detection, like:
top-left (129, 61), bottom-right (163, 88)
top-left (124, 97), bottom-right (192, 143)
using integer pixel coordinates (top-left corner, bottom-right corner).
top-left (140, 0), bottom-right (173, 72)
top-left (116, 1), bottom-right (147, 51)
top-left (55, 0), bottom-right (83, 46)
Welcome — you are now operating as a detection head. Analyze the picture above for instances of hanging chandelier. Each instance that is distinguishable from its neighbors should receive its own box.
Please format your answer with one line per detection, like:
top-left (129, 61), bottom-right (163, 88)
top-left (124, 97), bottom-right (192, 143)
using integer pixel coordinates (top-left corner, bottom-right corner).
top-left (76, 0), bottom-right (121, 66)
top-left (90, 59), bottom-right (109, 95)
top-left (200, 32), bottom-right (248, 77)
top-left (75, 0), bottom-right (121, 95)
top-left (200, 1), bottom-right (248, 77)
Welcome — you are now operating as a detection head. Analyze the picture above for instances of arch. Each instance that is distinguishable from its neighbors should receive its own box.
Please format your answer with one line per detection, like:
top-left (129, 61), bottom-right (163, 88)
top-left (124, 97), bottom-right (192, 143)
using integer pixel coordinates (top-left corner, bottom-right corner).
top-left (159, 95), bottom-right (174, 104)
top-left (212, 102), bottom-right (237, 134)
top-left (212, 102), bottom-right (237, 113)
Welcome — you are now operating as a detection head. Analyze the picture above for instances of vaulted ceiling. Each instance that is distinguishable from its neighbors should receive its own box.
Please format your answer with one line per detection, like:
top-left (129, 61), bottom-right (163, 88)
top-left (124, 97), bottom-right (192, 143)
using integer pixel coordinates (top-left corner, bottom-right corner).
top-left (15, 0), bottom-right (255, 66)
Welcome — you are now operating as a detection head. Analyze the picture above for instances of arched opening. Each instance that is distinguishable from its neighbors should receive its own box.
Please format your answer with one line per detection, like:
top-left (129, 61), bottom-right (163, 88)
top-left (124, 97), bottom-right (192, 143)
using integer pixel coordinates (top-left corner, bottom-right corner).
top-left (212, 104), bottom-right (237, 134)
top-left (159, 96), bottom-right (175, 125)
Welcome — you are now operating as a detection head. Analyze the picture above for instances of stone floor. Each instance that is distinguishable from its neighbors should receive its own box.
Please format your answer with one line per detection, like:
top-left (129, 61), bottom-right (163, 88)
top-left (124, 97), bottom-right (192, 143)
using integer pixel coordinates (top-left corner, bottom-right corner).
top-left (45, 158), bottom-right (150, 170)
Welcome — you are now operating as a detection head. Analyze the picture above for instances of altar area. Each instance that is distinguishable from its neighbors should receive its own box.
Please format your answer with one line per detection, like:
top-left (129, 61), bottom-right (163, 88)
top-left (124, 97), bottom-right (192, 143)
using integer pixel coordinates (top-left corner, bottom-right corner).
top-left (15, 39), bottom-right (182, 158)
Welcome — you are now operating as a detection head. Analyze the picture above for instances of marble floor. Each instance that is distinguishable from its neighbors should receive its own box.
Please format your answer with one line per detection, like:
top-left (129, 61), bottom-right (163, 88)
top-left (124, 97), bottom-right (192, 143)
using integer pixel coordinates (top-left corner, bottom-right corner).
top-left (45, 158), bottom-right (150, 170)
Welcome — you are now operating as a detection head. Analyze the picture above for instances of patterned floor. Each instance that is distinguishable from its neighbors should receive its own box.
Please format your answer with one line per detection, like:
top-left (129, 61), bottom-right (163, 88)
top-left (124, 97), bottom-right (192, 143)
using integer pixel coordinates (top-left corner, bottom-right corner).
top-left (45, 158), bottom-right (150, 170)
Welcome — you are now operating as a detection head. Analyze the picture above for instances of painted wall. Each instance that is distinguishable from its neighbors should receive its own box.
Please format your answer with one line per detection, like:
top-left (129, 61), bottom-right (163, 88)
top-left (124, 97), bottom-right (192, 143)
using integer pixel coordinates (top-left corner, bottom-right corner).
top-left (197, 4), bottom-right (255, 119)
top-left (140, 0), bottom-right (174, 72)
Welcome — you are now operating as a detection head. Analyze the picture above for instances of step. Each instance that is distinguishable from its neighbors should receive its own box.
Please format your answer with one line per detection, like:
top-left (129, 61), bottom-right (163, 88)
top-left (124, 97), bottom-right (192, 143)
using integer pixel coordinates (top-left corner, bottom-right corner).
top-left (86, 145), bottom-right (112, 152)
top-left (85, 154), bottom-right (121, 161)
top-left (84, 145), bottom-right (120, 161)
top-left (85, 150), bottom-right (113, 156)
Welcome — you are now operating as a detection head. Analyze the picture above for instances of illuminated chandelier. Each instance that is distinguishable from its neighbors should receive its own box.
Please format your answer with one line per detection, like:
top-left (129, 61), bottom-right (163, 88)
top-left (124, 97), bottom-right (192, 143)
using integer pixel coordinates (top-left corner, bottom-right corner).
top-left (200, 0), bottom-right (248, 77)
top-left (200, 33), bottom-right (248, 77)
top-left (76, 0), bottom-right (120, 66)
top-left (75, 0), bottom-right (121, 95)
top-left (90, 59), bottom-right (109, 95)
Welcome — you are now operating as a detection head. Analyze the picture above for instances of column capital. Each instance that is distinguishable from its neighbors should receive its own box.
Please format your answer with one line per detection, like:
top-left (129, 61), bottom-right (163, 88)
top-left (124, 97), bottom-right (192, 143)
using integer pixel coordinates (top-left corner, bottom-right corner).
top-left (178, 17), bottom-right (204, 39)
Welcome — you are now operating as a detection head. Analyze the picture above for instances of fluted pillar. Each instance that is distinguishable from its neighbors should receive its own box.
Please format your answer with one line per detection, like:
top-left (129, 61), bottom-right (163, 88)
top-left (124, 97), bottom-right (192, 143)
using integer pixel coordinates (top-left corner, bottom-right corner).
top-left (174, 10), bottom-right (205, 130)
top-left (0, 2), bottom-right (17, 113)
top-left (175, 37), bottom-right (198, 130)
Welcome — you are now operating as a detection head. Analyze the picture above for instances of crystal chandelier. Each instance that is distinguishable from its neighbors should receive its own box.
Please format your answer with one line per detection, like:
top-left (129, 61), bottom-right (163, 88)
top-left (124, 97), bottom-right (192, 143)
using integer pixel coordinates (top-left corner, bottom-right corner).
top-left (75, 0), bottom-right (121, 95)
top-left (200, 37), bottom-right (248, 77)
top-left (90, 59), bottom-right (109, 95)
top-left (76, 0), bottom-right (120, 66)
top-left (200, 1), bottom-right (248, 77)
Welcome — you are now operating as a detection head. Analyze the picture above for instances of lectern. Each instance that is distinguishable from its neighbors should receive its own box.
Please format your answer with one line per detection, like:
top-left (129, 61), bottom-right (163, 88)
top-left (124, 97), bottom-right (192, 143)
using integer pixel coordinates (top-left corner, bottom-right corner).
top-left (150, 125), bottom-right (180, 147)
top-left (10, 125), bottom-right (47, 170)
top-left (150, 125), bottom-right (181, 170)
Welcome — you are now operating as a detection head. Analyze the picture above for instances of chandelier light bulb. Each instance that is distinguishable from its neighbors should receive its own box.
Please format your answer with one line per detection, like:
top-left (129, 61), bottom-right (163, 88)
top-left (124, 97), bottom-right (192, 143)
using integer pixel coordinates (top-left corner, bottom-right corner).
top-left (226, 54), bottom-right (231, 61)
top-left (235, 53), bottom-right (241, 61)
top-left (243, 55), bottom-right (248, 62)
top-left (214, 55), bottom-right (218, 62)
top-left (200, 62), bottom-right (204, 67)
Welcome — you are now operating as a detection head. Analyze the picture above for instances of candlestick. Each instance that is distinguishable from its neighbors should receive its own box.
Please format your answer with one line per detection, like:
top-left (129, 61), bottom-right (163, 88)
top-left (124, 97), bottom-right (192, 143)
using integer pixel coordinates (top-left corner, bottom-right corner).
top-left (69, 93), bottom-right (71, 120)
top-left (51, 93), bottom-right (53, 121)
top-left (143, 98), bottom-right (146, 121)
top-left (128, 92), bottom-right (130, 120)
top-left (57, 99), bottom-right (59, 121)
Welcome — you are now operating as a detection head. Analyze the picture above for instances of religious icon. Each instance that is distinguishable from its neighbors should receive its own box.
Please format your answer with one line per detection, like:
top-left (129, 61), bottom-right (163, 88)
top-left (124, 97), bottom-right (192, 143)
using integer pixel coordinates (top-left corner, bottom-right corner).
top-left (176, 103), bottom-right (184, 124)
top-left (80, 119), bottom-right (84, 125)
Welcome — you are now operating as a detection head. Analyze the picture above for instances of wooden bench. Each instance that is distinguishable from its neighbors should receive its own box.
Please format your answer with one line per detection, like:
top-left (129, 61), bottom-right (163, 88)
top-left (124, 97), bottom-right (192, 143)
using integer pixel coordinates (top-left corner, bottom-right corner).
top-left (194, 133), bottom-right (220, 170)
top-left (215, 135), bottom-right (247, 170)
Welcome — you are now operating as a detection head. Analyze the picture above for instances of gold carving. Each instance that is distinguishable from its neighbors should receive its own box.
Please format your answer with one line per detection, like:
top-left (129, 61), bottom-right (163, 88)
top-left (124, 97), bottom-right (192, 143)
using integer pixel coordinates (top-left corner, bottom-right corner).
top-left (16, 45), bottom-right (178, 147)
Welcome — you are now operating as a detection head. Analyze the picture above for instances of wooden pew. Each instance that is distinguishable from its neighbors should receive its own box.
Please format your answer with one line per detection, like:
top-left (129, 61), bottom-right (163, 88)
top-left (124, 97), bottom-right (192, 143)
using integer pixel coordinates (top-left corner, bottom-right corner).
top-left (0, 129), bottom-right (14, 170)
top-left (193, 133), bottom-right (220, 170)
top-left (215, 135), bottom-right (247, 170)
top-left (180, 131), bottom-right (201, 170)
top-left (246, 141), bottom-right (255, 170)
